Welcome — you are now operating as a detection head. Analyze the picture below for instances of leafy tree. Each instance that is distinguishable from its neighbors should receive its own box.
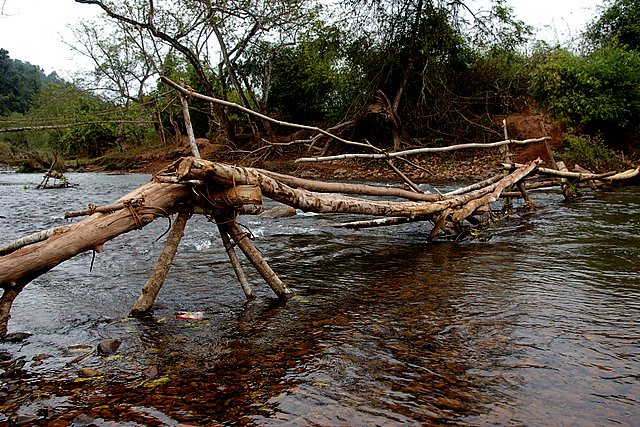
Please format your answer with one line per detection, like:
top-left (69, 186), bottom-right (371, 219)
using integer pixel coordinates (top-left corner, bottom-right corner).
top-left (29, 82), bottom-right (118, 156)
top-left (0, 49), bottom-right (55, 116)
top-left (586, 0), bottom-right (640, 51)
top-left (332, 0), bottom-right (531, 146)
top-left (242, 25), bottom-right (357, 125)
top-left (530, 46), bottom-right (640, 144)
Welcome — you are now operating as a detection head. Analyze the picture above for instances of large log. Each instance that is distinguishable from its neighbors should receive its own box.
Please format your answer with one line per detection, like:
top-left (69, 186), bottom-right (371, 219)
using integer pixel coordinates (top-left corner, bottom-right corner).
top-left (0, 181), bottom-right (193, 291)
top-left (257, 169), bottom-right (442, 202)
top-left (173, 157), bottom-right (539, 221)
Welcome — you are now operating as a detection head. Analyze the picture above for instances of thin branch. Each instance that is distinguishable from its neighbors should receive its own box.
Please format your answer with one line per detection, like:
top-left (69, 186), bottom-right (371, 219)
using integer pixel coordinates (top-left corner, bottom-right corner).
top-left (296, 137), bottom-right (551, 163)
top-left (160, 76), bottom-right (373, 150)
top-left (0, 120), bottom-right (156, 133)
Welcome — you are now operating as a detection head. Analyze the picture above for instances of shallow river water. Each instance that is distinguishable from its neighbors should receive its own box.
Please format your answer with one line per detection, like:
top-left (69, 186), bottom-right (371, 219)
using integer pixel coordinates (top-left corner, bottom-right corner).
top-left (0, 171), bottom-right (639, 426)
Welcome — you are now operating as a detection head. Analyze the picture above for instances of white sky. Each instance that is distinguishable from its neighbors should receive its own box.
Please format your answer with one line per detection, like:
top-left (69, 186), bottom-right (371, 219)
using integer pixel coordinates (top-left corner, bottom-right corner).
top-left (0, 0), bottom-right (603, 78)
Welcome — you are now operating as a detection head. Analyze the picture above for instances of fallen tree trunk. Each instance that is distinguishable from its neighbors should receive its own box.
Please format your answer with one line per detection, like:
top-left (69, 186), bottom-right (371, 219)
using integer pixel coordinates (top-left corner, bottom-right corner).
top-left (172, 158), bottom-right (538, 220)
top-left (0, 181), bottom-right (192, 291)
top-left (2, 156), bottom-right (636, 337)
top-left (257, 169), bottom-right (442, 202)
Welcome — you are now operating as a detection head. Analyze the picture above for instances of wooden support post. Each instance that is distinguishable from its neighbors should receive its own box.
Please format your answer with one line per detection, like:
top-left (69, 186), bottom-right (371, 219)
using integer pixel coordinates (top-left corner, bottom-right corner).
top-left (557, 161), bottom-right (576, 200)
top-left (545, 140), bottom-right (559, 170)
top-left (129, 212), bottom-right (190, 316)
top-left (517, 181), bottom-right (535, 208)
top-left (179, 83), bottom-right (201, 159)
top-left (428, 208), bottom-right (451, 242)
top-left (501, 119), bottom-right (513, 211)
top-left (225, 220), bottom-right (292, 300)
top-left (0, 286), bottom-right (23, 337)
top-left (217, 221), bottom-right (256, 300)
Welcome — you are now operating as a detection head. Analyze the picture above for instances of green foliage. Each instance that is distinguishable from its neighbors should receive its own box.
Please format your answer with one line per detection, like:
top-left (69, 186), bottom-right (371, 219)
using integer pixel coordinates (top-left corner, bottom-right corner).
top-left (530, 46), bottom-right (640, 138)
top-left (261, 25), bottom-right (357, 124)
top-left (29, 82), bottom-right (117, 157)
top-left (465, 48), bottom-right (532, 115)
top-left (0, 49), bottom-right (61, 116)
top-left (586, 0), bottom-right (640, 51)
top-left (61, 122), bottom-right (117, 158)
top-left (468, 0), bottom-right (533, 52)
top-left (558, 133), bottom-right (622, 172)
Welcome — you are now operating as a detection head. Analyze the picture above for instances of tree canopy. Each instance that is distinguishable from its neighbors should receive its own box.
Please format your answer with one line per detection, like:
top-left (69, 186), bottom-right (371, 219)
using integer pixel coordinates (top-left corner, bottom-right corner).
top-left (0, 49), bottom-right (61, 116)
top-left (1, 0), bottom-right (639, 166)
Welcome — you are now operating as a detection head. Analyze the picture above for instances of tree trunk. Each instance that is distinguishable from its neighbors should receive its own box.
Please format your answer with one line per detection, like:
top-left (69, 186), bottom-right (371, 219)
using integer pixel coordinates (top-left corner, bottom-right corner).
top-left (0, 181), bottom-right (192, 291)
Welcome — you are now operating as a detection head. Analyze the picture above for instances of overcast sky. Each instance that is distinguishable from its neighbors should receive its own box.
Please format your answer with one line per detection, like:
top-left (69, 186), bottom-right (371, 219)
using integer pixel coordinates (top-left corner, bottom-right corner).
top-left (0, 0), bottom-right (603, 78)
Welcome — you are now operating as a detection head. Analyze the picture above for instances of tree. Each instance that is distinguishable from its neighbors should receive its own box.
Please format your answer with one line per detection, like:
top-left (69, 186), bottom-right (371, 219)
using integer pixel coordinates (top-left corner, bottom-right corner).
top-left (74, 0), bottom-right (321, 141)
top-left (0, 49), bottom-right (50, 116)
top-left (530, 46), bottom-right (640, 145)
top-left (586, 0), bottom-right (640, 51)
top-left (239, 25), bottom-right (356, 125)
top-left (328, 0), bottom-right (531, 148)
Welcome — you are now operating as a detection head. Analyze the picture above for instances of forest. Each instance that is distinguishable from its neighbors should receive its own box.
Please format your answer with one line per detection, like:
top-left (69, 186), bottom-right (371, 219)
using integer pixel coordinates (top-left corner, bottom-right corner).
top-left (1, 0), bottom-right (639, 173)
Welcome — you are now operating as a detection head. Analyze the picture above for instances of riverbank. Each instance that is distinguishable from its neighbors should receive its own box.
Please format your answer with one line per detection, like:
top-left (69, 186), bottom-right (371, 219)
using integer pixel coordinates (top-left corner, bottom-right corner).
top-left (1, 112), bottom-right (565, 183)
top-left (63, 134), bottom-right (561, 185)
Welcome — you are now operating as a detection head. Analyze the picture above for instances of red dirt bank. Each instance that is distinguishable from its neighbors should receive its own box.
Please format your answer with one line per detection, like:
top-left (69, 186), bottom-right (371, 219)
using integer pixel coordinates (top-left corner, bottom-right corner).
top-left (127, 113), bottom-right (561, 184)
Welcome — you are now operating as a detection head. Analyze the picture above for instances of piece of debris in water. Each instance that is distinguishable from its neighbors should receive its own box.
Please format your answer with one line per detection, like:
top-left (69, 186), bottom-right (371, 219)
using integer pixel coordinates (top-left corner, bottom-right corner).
top-left (175, 311), bottom-right (205, 320)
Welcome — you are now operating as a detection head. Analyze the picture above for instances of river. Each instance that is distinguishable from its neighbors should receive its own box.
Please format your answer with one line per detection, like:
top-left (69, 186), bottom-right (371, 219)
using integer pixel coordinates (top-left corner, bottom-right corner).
top-left (1, 170), bottom-right (639, 426)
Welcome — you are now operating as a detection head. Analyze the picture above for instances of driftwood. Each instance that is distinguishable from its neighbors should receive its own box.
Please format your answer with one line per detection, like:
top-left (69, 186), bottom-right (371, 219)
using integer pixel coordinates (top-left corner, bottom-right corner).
top-left (129, 211), bottom-right (191, 316)
top-left (2, 80), bottom-right (639, 337)
top-left (2, 155), bottom-right (639, 336)
top-left (295, 137), bottom-right (551, 163)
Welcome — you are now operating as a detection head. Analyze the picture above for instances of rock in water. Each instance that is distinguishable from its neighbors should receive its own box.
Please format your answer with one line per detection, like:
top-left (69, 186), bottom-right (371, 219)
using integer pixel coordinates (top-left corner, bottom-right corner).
top-left (78, 368), bottom-right (103, 378)
top-left (97, 338), bottom-right (122, 355)
top-left (259, 205), bottom-right (297, 218)
top-left (1, 332), bottom-right (32, 343)
top-left (10, 414), bottom-right (40, 426)
top-left (143, 365), bottom-right (159, 379)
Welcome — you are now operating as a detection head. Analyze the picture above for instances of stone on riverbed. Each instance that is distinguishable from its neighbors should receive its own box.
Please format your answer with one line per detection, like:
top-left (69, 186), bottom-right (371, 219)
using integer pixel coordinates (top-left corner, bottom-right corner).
top-left (259, 205), bottom-right (297, 218)
top-left (97, 339), bottom-right (121, 355)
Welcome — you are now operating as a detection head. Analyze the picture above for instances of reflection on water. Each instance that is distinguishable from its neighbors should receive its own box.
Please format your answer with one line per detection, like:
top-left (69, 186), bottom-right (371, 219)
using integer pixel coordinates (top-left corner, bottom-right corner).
top-left (1, 172), bottom-right (639, 426)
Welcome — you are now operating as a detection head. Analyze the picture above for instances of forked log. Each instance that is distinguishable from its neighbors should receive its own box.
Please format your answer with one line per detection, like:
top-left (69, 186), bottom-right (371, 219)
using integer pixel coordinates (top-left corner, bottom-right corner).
top-left (216, 221), bottom-right (256, 300)
top-left (225, 220), bottom-right (292, 299)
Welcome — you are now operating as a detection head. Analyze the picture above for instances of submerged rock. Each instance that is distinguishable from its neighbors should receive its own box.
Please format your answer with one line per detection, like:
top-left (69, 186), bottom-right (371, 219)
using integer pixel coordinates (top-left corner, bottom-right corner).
top-left (1, 332), bottom-right (32, 343)
top-left (259, 205), bottom-right (297, 218)
top-left (9, 413), bottom-right (40, 426)
top-left (97, 339), bottom-right (121, 355)
top-left (143, 365), bottom-right (159, 379)
top-left (77, 368), bottom-right (103, 378)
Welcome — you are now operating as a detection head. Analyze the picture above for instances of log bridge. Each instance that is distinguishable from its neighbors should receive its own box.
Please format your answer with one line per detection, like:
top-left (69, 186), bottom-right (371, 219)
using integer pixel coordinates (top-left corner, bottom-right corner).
top-left (1, 76), bottom-right (638, 336)
top-left (1, 155), bottom-right (638, 336)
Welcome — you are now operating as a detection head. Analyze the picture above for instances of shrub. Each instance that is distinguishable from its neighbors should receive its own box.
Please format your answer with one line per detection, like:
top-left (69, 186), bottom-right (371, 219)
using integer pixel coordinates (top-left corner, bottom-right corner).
top-left (530, 47), bottom-right (640, 145)
top-left (558, 133), bottom-right (622, 172)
